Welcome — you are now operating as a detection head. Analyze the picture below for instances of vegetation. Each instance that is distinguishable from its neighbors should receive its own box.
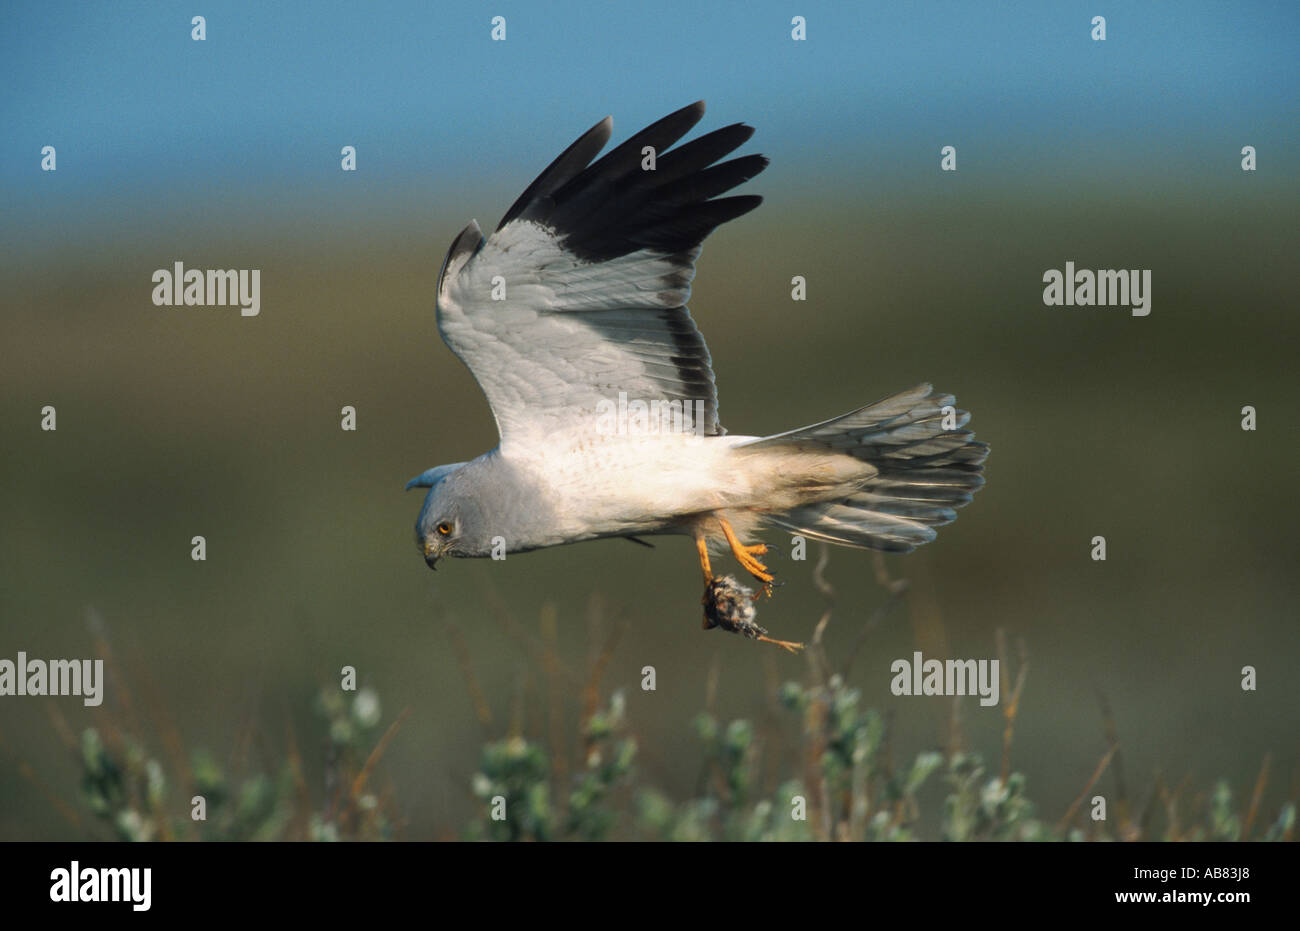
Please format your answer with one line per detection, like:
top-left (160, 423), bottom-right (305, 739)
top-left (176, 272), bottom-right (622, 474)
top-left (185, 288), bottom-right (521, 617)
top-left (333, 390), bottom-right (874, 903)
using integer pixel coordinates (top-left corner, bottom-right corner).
top-left (37, 554), bottom-right (1298, 842)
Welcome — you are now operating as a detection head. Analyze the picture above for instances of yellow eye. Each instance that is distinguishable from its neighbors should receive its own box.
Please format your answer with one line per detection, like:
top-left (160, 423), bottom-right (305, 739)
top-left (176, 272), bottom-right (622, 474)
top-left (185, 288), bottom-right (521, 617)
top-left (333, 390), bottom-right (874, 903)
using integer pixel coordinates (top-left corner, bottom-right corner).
top-left (436, 522), bottom-right (453, 536)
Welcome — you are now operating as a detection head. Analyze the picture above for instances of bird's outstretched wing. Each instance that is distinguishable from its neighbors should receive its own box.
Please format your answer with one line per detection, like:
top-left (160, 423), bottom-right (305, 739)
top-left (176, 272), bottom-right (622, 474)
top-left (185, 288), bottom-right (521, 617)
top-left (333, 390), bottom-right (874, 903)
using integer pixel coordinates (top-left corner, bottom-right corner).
top-left (434, 101), bottom-right (767, 451)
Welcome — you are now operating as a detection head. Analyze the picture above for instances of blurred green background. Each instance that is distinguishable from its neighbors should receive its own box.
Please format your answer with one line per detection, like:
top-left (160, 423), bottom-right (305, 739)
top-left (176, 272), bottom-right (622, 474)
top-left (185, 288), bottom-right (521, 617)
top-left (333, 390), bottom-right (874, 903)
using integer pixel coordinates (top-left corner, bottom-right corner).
top-left (2, 1), bottom-right (1297, 839)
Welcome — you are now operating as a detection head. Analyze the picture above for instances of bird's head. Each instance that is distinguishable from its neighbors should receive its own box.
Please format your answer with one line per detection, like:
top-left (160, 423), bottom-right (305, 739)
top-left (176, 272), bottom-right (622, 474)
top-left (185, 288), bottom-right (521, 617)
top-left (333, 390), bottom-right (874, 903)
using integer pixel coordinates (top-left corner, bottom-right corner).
top-left (406, 462), bottom-right (470, 570)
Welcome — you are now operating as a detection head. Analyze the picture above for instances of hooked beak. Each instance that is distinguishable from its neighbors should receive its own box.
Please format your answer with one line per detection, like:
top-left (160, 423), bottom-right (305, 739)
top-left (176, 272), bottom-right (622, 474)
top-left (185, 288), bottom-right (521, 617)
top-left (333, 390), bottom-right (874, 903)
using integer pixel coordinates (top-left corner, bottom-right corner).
top-left (422, 539), bottom-right (440, 571)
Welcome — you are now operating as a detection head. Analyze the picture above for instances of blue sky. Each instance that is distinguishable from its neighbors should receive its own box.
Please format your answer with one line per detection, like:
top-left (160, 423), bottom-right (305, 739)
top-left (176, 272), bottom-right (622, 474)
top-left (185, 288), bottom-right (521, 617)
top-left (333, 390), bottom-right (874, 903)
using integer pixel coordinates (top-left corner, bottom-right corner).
top-left (3, 0), bottom-right (1296, 243)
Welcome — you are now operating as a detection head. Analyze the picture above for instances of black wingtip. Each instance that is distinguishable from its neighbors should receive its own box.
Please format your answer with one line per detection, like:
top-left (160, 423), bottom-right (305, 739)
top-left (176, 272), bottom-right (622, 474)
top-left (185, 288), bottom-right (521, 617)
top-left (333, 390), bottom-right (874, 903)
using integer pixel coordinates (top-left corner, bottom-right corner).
top-left (497, 114), bottom-right (615, 230)
top-left (491, 101), bottom-right (763, 261)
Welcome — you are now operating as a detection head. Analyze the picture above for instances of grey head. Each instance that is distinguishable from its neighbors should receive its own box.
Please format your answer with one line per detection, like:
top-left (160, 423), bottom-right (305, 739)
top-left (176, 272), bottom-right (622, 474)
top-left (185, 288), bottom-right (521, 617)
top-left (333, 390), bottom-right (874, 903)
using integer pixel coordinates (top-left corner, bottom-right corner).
top-left (406, 461), bottom-right (475, 568)
top-left (406, 454), bottom-right (555, 568)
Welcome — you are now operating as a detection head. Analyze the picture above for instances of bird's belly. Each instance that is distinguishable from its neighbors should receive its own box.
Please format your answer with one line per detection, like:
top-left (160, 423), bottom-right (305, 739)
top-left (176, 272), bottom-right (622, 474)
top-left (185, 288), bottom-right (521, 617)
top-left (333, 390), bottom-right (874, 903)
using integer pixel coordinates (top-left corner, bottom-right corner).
top-left (535, 434), bottom-right (758, 538)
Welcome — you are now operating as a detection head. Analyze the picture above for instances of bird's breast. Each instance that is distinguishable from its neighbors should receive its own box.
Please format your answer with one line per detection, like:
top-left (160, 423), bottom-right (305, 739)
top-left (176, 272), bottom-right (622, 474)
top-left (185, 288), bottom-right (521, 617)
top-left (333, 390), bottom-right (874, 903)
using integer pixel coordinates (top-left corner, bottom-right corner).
top-left (526, 433), bottom-right (755, 539)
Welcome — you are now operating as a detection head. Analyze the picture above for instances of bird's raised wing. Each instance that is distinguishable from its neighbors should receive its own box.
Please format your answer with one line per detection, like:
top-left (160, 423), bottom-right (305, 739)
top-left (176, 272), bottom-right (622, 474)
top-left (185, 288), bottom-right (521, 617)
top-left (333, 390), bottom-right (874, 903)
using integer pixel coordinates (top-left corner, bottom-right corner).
top-left (434, 101), bottom-right (767, 452)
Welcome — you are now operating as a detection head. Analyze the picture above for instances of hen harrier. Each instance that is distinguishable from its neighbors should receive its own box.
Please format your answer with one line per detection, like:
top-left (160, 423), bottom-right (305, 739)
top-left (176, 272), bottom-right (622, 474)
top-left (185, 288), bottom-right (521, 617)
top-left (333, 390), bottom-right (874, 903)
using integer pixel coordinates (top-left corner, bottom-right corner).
top-left (408, 102), bottom-right (987, 643)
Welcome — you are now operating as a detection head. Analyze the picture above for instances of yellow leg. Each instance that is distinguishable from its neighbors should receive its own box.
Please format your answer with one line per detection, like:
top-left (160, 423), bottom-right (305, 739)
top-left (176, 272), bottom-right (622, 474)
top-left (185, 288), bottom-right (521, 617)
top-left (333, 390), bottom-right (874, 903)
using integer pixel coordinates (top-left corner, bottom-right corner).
top-left (717, 516), bottom-right (775, 586)
top-left (755, 634), bottom-right (805, 654)
top-left (696, 534), bottom-right (715, 628)
top-left (695, 533), bottom-right (713, 583)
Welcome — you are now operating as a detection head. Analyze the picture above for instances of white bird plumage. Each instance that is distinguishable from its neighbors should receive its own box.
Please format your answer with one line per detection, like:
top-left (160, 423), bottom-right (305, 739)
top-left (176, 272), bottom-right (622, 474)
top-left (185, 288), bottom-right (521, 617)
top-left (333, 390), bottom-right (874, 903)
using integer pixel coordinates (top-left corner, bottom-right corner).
top-left (409, 102), bottom-right (987, 636)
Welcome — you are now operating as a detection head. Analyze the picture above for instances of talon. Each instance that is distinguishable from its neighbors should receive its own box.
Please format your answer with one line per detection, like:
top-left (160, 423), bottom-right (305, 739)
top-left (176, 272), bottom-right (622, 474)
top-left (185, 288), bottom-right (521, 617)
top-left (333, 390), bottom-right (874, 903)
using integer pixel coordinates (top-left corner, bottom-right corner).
top-left (717, 517), bottom-right (776, 584)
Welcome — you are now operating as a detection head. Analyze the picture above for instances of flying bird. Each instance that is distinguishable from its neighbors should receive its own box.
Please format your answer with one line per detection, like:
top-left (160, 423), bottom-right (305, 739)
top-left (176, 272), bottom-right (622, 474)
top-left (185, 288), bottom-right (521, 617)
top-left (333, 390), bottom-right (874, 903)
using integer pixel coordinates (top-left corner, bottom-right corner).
top-left (409, 101), bottom-right (987, 646)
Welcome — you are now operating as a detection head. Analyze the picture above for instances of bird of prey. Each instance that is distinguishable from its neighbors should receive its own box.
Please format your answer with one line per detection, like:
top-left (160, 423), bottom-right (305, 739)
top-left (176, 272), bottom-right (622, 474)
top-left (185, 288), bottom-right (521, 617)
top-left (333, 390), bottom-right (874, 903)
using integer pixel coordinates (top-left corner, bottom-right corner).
top-left (409, 101), bottom-right (987, 646)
